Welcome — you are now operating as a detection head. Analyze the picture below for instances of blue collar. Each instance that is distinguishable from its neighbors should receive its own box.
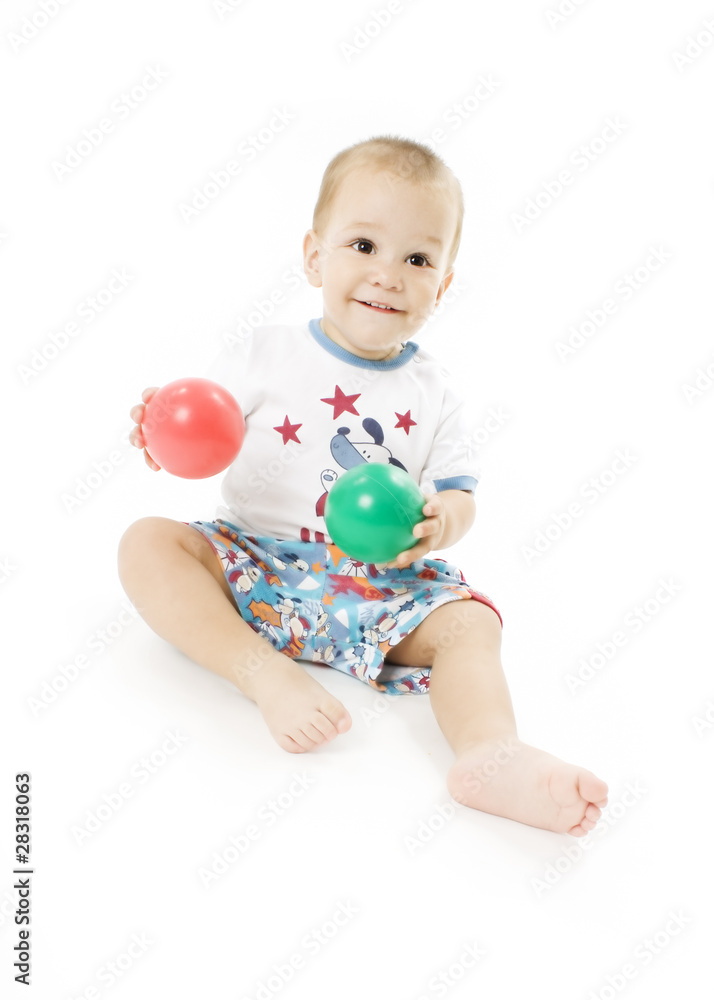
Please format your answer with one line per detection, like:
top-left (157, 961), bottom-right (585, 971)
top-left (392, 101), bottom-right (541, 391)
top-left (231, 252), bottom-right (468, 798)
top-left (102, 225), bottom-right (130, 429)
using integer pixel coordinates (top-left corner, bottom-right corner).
top-left (308, 317), bottom-right (419, 370)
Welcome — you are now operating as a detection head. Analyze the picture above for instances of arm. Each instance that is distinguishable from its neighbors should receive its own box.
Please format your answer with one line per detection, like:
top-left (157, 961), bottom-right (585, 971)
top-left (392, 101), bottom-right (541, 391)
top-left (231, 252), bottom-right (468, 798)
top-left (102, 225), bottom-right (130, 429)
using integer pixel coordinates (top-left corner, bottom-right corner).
top-left (387, 489), bottom-right (476, 569)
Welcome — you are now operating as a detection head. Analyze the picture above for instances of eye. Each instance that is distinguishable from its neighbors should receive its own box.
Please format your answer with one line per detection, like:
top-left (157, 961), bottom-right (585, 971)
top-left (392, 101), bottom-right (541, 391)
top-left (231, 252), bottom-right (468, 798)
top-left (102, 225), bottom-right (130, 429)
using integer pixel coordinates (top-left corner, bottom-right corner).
top-left (349, 239), bottom-right (374, 254)
top-left (407, 253), bottom-right (430, 267)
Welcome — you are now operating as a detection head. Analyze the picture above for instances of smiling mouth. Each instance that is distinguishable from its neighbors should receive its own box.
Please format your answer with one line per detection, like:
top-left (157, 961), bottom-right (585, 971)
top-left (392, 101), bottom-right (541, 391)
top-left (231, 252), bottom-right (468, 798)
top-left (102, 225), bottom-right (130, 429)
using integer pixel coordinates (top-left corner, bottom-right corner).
top-left (359, 300), bottom-right (401, 312)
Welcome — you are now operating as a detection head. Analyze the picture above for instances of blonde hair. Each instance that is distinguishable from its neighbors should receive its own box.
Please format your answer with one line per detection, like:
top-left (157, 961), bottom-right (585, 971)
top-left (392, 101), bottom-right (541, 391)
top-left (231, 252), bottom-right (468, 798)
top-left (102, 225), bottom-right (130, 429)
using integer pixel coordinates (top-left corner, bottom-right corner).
top-left (312, 134), bottom-right (464, 271)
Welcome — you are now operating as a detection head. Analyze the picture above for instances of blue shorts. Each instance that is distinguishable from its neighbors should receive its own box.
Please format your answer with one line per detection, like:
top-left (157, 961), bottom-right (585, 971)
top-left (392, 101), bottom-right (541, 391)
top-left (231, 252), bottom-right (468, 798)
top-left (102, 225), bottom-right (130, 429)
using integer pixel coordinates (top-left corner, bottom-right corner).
top-left (187, 519), bottom-right (502, 696)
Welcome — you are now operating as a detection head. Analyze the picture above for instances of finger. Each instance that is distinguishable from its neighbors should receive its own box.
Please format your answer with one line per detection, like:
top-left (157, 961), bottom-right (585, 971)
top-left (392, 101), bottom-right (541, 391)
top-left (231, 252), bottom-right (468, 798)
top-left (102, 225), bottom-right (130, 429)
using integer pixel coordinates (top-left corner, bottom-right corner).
top-left (392, 541), bottom-right (429, 568)
top-left (413, 517), bottom-right (439, 539)
top-left (421, 494), bottom-right (441, 516)
top-left (142, 386), bottom-right (160, 402)
top-left (129, 402), bottom-right (145, 424)
top-left (128, 426), bottom-right (145, 449)
top-left (143, 448), bottom-right (161, 472)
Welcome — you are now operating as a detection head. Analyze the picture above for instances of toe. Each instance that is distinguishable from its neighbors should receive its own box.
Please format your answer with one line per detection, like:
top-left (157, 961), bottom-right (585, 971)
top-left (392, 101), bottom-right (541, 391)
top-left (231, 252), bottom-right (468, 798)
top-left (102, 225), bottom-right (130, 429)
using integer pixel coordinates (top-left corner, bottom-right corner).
top-left (324, 703), bottom-right (352, 733)
top-left (287, 726), bottom-right (321, 752)
top-left (568, 801), bottom-right (603, 837)
top-left (302, 722), bottom-right (330, 745)
top-left (311, 716), bottom-right (339, 741)
top-left (578, 769), bottom-right (609, 803)
top-left (280, 734), bottom-right (308, 754)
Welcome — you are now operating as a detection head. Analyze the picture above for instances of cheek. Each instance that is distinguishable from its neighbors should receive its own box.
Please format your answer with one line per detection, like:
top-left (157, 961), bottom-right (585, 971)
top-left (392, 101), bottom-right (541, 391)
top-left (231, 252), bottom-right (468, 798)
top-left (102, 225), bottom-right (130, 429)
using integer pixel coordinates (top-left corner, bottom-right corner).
top-left (326, 256), bottom-right (358, 288)
top-left (426, 280), bottom-right (447, 306)
top-left (411, 280), bottom-right (440, 309)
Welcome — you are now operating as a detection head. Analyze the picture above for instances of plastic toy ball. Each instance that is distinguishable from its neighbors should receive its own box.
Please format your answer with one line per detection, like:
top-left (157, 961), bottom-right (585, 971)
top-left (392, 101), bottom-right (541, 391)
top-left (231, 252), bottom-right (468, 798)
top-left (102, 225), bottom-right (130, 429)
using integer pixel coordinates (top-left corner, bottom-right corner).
top-left (141, 377), bottom-right (245, 479)
top-left (324, 463), bottom-right (426, 563)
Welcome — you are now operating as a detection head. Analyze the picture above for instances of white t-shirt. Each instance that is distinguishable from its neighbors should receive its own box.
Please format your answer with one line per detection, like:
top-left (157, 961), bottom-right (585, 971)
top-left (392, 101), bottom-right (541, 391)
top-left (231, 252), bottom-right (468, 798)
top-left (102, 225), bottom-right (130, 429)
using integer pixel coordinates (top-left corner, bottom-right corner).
top-left (205, 318), bottom-right (481, 542)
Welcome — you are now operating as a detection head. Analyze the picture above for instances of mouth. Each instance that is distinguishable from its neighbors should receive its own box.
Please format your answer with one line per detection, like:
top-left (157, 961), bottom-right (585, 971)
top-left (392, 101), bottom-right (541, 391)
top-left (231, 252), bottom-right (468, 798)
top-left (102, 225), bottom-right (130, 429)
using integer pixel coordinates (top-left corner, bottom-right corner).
top-left (358, 299), bottom-right (402, 313)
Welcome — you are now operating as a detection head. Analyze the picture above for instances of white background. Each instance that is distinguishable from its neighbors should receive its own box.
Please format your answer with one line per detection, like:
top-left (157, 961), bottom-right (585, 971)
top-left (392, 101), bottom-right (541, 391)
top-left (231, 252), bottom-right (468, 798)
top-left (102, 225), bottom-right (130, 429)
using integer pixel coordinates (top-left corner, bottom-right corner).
top-left (2, 0), bottom-right (713, 997)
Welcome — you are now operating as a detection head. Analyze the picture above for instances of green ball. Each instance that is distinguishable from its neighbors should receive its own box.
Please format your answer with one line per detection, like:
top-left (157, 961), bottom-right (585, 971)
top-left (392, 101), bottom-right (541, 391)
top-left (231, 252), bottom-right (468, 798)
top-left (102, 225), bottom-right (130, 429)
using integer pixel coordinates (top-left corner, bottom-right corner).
top-left (324, 463), bottom-right (426, 563)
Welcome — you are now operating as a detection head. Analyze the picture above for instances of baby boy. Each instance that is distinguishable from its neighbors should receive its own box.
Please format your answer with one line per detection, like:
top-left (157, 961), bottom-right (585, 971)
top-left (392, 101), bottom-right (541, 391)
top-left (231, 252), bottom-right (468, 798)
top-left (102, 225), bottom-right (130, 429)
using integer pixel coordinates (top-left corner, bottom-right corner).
top-left (119, 134), bottom-right (608, 837)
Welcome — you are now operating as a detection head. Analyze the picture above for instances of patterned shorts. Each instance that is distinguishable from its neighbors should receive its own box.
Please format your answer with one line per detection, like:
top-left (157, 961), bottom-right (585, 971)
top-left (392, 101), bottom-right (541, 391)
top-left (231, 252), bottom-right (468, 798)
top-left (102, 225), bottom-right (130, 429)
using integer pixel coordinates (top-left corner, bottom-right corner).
top-left (187, 519), bottom-right (502, 696)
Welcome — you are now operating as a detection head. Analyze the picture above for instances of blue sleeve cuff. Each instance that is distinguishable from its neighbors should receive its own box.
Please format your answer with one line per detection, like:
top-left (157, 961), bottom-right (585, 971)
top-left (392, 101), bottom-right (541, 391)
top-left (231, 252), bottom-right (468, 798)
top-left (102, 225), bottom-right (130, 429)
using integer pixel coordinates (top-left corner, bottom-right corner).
top-left (433, 476), bottom-right (478, 493)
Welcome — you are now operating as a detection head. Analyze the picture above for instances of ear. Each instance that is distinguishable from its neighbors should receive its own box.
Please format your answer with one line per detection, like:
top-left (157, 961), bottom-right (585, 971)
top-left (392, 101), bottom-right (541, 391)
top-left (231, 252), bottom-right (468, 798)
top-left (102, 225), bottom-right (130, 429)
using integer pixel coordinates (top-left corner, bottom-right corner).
top-left (434, 269), bottom-right (455, 307)
top-left (303, 229), bottom-right (326, 289)
top-left (361, 417), bottom-right (383, 445)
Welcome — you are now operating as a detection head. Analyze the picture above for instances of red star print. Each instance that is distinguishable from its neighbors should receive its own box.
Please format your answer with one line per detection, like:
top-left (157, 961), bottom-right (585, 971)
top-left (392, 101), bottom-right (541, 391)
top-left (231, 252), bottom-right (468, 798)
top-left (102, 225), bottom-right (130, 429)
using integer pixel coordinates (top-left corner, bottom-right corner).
top-left (273, 415), bottom-right (302, 445)
top-left (395, 410), bottom-right (417, 434)
top-left (321, 385), bottom-right (361, 419)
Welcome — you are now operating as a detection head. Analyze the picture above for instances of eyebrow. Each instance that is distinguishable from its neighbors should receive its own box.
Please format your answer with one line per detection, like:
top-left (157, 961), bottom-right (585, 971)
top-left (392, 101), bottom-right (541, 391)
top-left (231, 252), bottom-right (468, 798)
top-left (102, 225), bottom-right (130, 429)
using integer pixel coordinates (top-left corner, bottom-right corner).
top-left (344, 223), bottom-right (443, 248)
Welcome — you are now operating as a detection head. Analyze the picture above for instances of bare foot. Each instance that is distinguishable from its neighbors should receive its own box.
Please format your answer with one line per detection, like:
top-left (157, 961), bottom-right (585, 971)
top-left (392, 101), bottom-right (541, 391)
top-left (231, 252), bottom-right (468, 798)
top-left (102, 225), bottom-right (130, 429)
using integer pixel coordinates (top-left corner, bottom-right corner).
top-left (446, 737), bottom-right (609, 837)
top-left (250, 657), bottom-right (352, 753)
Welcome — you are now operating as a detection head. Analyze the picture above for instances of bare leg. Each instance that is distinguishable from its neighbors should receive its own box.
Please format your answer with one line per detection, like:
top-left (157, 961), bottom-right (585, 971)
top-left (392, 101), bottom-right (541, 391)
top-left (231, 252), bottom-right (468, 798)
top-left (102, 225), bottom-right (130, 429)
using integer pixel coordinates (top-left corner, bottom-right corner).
top-left (117, 517), bottom-right (351, 752)
top-left (386, 600), bottom-right (609, 836)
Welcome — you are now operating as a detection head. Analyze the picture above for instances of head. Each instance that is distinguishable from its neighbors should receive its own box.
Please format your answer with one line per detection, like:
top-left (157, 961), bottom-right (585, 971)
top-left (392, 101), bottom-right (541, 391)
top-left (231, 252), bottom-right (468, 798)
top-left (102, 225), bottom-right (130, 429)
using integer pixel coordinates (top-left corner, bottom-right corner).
top-left (303, 135), bottom-right (464, 361)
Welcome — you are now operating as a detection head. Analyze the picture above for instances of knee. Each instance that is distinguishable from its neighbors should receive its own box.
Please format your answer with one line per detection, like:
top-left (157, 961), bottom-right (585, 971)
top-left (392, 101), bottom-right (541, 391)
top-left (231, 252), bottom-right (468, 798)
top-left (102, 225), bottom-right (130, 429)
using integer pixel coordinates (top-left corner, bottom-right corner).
top-left (117, 516), bottom-right (173, 579)
top-left (464, 600), bottom-right (502, 649)
top-left (118, 516), bottom-right (217, 580)
top-left (434, 600), bottom-right (502, 655)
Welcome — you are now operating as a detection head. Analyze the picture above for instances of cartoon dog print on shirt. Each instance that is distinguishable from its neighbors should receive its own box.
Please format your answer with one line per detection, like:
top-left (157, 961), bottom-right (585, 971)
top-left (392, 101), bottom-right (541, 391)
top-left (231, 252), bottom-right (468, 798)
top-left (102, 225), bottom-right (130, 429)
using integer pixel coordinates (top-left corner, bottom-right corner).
top-left (315, 417), bottom-right (408, 518)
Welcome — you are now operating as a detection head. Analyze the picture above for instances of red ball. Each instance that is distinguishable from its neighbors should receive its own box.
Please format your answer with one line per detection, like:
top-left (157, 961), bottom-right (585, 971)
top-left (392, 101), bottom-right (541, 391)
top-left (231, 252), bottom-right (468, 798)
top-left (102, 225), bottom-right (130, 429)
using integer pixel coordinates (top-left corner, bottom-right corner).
top-left (141, 378), bottom-right (245, 479)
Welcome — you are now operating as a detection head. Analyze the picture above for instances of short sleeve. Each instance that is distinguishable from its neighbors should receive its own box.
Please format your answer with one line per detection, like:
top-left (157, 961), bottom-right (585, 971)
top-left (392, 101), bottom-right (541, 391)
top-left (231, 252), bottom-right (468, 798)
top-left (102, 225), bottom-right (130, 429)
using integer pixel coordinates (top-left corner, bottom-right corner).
top-left (419, 378), bottom-right (481, 495)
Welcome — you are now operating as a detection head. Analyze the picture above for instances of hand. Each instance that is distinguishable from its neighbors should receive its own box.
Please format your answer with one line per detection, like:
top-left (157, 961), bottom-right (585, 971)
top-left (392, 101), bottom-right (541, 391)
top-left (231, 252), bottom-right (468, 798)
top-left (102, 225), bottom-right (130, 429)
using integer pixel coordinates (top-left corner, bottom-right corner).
top-left (128, 387), bottom-right (162, 471)
top-left (385, 493), bottom-right (446, 569)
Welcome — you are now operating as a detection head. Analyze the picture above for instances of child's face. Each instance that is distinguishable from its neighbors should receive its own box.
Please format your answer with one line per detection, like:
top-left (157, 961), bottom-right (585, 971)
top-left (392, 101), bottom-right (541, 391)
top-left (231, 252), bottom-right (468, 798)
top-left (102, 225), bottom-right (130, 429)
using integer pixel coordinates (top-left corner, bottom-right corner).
top-left (304, 168), bottom-right (457, 360)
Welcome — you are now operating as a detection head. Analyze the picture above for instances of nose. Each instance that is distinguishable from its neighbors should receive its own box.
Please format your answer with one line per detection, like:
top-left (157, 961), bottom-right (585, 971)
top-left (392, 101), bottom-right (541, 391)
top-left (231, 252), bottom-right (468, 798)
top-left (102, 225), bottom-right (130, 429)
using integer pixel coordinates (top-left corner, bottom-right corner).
top-left (368, 256), bottom-right (401, 290)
